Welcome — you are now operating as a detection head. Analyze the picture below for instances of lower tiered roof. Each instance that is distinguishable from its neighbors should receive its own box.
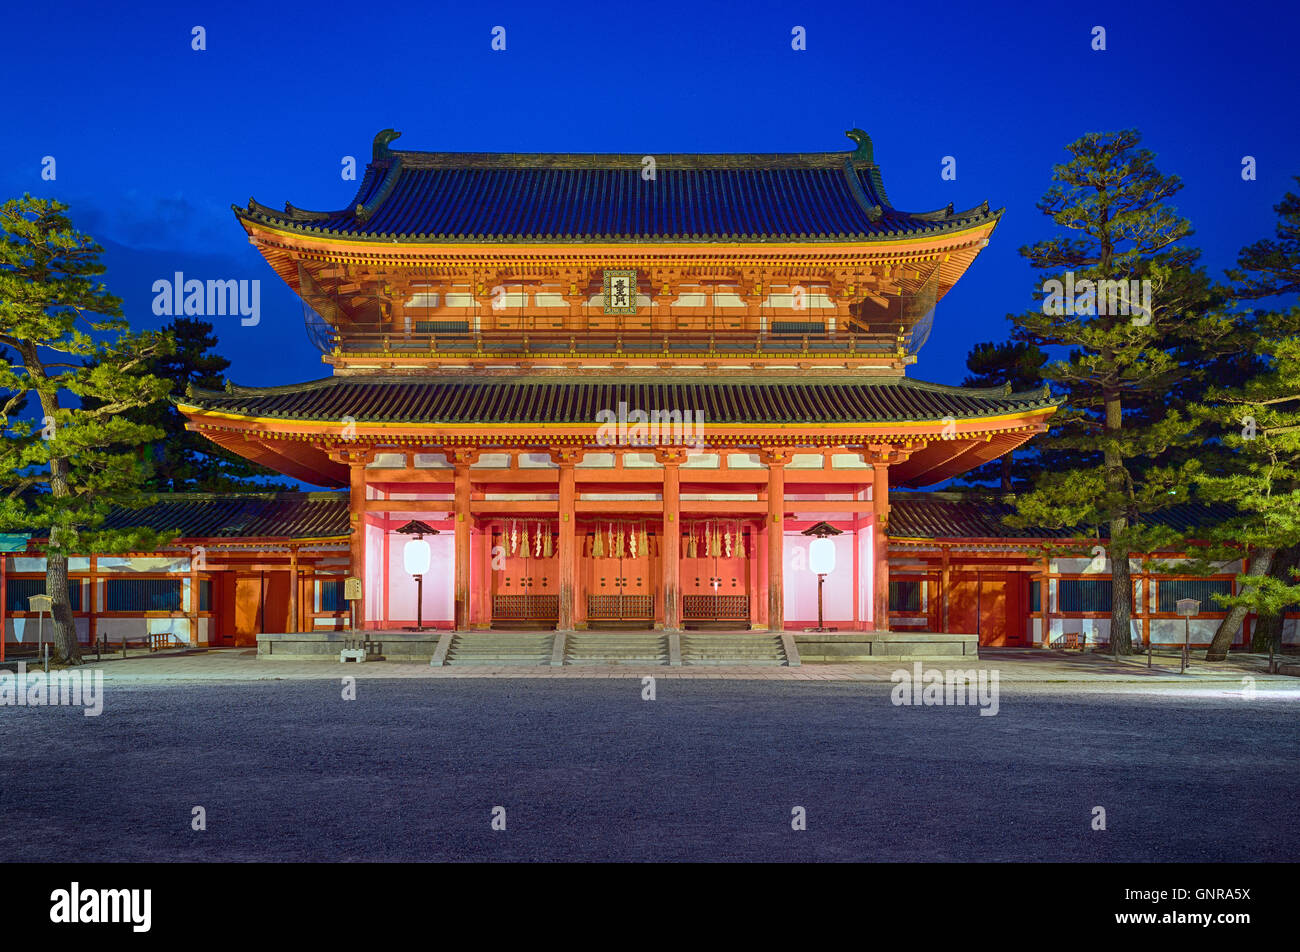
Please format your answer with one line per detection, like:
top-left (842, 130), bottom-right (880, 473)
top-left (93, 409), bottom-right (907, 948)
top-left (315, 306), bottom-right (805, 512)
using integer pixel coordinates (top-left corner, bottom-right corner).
top-left (54, 492), bottom-right (1231, 545)
top-left (179, 374), bottom-right (1058, 425)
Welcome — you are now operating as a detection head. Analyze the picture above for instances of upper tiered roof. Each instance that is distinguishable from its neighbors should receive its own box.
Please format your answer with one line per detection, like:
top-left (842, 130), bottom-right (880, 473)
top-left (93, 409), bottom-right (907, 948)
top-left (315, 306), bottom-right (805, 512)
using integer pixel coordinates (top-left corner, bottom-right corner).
top-left (234, 129), bottom-right (1000, 244)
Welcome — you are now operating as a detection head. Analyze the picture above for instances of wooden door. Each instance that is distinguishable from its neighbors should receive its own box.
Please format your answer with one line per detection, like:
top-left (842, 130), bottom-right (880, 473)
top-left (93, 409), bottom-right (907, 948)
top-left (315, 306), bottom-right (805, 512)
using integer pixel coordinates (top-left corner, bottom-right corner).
top-left (584, 526), bottom-right (657, 627)
top-left (681, 524), bottom-right (752, 626)
top-left (491, 524), bottom-right (559, 626)
top-left (950, 572), bottom-right (1027, 647)
top-left (233, 575), bottom-right (262, 647)
top-left (263, 571), bottom-right (290, 634)
top-left (214, 572), bottom-right (237, 647)
top-left (949, 572), bottom-right (981, 636)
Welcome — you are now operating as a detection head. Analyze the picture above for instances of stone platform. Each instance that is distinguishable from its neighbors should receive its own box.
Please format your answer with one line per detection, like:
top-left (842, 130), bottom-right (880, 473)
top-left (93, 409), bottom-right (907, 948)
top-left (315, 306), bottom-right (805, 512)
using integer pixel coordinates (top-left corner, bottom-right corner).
top-left (258, 629), bottom-right (978, 664)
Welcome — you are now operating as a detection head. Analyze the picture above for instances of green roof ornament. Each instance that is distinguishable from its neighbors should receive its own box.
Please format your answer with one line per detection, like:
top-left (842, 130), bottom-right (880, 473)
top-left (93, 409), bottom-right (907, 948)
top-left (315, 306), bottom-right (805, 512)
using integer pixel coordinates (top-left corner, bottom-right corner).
top-left (845, 129), bottom-right (874, 162)
top-left (373, 129), bottom-right (402, 161)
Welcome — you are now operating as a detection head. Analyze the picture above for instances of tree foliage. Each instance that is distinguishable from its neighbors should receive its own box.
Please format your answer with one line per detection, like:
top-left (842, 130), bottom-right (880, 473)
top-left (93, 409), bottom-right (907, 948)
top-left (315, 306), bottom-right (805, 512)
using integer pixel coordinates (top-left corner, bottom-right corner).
top-left (0, 196), bottom-right (176, 663)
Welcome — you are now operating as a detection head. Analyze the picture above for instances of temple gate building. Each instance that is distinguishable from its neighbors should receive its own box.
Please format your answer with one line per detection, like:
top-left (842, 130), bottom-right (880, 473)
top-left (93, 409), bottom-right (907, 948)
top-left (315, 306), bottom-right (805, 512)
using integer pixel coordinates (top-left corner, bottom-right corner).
top-left (177, 129), bottom-right (1057, 639)
top-left (2, 130), bottom-right (1281, 661)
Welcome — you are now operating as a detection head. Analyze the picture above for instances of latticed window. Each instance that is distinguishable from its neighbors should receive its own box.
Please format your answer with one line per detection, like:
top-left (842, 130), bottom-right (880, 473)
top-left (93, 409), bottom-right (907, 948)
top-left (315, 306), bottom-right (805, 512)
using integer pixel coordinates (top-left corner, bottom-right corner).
top-left (1058, 579), bottom-right (1112, 613)
top-left (319, 579), bottom-right (346, 612)
top-left (889, 580), bottom-right (922, 613)
top-left (105, 578), bottom-right (182, 612)
top-left (6, 578), bottom-right (81, 612)
top-left (1158, 578), bottom-right (1232, 614)
top-left (770, 320), bottom-right (825, 335)
top-left (413, 320), bottom-right (470, 335)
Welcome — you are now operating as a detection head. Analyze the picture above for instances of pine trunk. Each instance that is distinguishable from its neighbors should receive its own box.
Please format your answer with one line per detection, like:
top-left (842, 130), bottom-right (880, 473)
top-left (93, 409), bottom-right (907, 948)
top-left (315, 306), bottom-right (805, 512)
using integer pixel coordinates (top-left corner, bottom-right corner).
top-left (1251, 545), bottom-right (1300, 651)
top-left (35, 378), bottom-right (82, 665)
top-left (1104, 391), bottom-right (1133, 654)
top-left (1109, 536), bottom-right (1134, 654)
top-left (45, 535), bottom-right (81, 665)
top-left (1206, 547), bottom-right (1276, 662)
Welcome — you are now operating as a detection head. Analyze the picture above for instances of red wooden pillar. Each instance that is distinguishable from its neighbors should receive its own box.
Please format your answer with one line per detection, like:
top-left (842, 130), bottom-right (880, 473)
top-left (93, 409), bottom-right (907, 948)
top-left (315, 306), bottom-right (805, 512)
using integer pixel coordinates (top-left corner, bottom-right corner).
top-left (454, 462), bottom-right (472, 630)
top-left (872, 460), bottom-right (890, 632)
top-left (1040, 556), bottom-right (1052, 647)
top-left (348, 458), bottom-right (368, 629)
top-left (477, 521), bottom-right (494, 628)
top-left (554, 450), bottom-right (581, 630)
top-left (287, 545), bottom-right (299, 634)
top-left (761, 449), bottom-right (790, 631)
top-left (940, 547), bottom-right (951, 633)
top-left (851, 514), bottom-right (861, 631)
top-left (381, 513), bottom-right (390, 628)
top-left (658, 451), bottom-right (684, 631)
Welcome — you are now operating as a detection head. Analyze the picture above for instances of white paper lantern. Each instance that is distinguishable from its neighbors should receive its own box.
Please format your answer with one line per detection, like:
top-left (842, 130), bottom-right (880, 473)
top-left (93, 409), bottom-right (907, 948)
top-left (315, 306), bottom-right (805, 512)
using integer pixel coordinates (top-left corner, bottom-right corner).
top-left (403, 537), bottom-right (432, 576)
top-left (808, 537), bottom-right (836, 575)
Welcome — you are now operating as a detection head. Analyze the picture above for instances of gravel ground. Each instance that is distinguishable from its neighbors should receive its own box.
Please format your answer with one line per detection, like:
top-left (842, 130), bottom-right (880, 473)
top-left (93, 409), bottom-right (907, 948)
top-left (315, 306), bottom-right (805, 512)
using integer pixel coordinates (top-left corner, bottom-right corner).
top-left (1, 679), bottom-right (1295, 861)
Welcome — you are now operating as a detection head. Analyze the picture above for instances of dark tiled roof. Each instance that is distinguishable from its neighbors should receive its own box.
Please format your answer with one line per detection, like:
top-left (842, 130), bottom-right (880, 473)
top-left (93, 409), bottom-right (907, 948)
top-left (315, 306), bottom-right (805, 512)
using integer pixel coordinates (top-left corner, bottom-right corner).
top-left (889, 495), bottom-right (1071, 540)
top-left (178, 375), bottom-right (1059, 425)
top-left (99, 493), bottom-right (349, 540)
top-left (235, 130), bottom-right (1000, 244)
top-left (82, 493), bottom-right (1231, 545)
top-left (889, 493), bottom-right (1235, 541)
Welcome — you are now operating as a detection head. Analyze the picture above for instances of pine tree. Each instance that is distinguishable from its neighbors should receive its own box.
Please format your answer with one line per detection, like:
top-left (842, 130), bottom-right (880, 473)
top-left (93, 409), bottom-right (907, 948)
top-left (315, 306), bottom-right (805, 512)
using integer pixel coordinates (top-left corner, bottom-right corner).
top-left (955, 340), bottom-right (1047, 491)
top-left (1005, 130), bottom-right (1210, 654)
top-left (1228, 176), bottom-right (1300, 299)
top-left (1188, 179), bottom-right (1300, 659)
top-left (1189, 314), bottom-right (1300, 659)
top-left (0, 196), bottom-right (176, 663)
top-left (93, 317), bottom-right (291, 491)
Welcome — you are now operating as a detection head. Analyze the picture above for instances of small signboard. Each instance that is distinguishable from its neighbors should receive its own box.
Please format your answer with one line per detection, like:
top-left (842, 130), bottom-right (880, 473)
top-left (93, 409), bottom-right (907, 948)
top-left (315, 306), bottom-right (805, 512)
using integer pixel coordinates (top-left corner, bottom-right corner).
top-left (344, 577), bottom-right (363, 602)
top-left (1175, 598), bottom-right (1200, 617)
top-left (27, 594), bottom-right (53, 613)
top-left (602, 269), bottom-right (638, 315)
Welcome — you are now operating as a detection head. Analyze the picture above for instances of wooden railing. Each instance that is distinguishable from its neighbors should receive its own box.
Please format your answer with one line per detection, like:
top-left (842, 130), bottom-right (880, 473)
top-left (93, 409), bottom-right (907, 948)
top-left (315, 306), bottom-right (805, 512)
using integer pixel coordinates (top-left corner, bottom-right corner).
top-left (492, 594), bottom-right (559, 622)
top-left (587, 594), bottom-right (655, 620)
top-left (330, 328), bottom-right (904, 357)
top-left (682, 595), bottom-right (750, 622)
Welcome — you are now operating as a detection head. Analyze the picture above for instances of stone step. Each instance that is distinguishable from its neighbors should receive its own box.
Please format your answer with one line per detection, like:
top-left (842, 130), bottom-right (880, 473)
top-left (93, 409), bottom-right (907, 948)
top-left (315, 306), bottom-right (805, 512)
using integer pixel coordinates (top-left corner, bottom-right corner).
top-left (446, 633), bottom-right (553, 665)
top-left (682, 635), bottom-right (786, 665)
top-left (566, 634), bottom-right (669, 665)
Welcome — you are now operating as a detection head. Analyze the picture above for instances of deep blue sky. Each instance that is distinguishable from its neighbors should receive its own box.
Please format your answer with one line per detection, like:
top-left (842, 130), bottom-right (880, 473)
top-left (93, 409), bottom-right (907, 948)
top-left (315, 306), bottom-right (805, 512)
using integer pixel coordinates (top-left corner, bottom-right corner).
top-left (4, 0), bottom-right (1299, 393)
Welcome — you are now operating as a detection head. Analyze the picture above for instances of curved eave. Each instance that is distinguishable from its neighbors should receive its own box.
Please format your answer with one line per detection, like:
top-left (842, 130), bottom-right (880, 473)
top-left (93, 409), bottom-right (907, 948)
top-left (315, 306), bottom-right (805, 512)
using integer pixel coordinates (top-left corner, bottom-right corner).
top-left (178, 402), bottom-right (1058, 489)
top-left (233, 204), bottom-right (1003, 247)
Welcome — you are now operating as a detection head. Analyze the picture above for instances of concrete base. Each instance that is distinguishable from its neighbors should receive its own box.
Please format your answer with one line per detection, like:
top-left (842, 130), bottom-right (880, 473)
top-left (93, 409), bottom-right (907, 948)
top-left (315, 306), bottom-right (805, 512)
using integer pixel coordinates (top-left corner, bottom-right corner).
top-left (263, 628), bottom-right (979, 664)
top-left (793, 631), bottom-right (978, 662)
top-left (259, 631), bottom-right (440, 662)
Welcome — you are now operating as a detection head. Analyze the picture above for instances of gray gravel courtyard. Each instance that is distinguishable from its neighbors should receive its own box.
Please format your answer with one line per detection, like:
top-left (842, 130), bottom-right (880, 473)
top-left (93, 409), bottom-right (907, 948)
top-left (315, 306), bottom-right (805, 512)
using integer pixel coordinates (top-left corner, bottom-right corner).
top-left (1, 679), bottom-right (1295, 861)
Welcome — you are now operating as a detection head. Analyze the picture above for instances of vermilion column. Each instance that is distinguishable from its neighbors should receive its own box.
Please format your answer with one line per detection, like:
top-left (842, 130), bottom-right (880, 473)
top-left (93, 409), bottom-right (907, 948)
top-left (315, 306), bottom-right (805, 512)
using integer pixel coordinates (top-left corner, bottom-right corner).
top-left (872, 461), bottom-right (890, 632)
top-left (287, 545), bottom-right (299, 633)
top-left (557, 454), bottom-right (578, 630)
top-left (760, 449), bottom-right (791, 631)
top-left (658, 450), bottom-right (686, 631)
top-left (349, 460), bottom-right (368, 629)
top-left (454, 462), bottom-right (472, 630)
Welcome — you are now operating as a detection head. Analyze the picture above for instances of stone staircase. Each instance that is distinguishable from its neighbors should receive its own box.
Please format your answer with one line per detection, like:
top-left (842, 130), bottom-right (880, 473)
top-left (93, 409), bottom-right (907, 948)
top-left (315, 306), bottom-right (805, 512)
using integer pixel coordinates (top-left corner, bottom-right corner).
top-left (565, 632), bottom-right (669, 665)
top-left (681, 633), bottom-right (788, 665)
top-left (444, 632), bottom-right (554, 665)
